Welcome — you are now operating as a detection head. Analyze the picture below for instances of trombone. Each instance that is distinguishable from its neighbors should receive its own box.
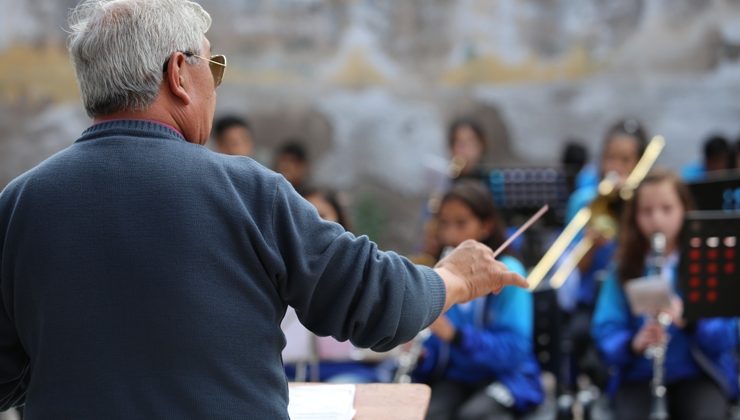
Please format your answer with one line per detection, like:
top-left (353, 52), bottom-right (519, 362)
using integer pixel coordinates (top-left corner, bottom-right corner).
top-left (527, 135), bottom-right (666, 291)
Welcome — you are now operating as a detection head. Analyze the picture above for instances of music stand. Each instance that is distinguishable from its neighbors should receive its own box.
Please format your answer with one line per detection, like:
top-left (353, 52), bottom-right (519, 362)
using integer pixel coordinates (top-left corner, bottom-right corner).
top-left (678, 211), bottom-right (740, 322)
top-left (486, 167), bottom-right (569, 268)
top-left (687, 171), bottom-right (740, 211)
top-left (288, 383), bottom-right (431, 420)
top-left (487, 167), bottom-right (569, 226)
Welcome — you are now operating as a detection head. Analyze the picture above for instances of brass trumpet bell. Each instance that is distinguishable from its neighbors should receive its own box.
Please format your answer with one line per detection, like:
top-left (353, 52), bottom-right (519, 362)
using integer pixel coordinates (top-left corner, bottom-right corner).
top-left (527, 135), bottom-right (666, 291)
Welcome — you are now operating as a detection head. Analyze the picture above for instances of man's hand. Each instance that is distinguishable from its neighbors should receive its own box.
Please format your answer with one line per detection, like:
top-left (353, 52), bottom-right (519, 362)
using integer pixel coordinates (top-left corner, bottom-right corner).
top-left (433, 240), bottom-right (528, 313)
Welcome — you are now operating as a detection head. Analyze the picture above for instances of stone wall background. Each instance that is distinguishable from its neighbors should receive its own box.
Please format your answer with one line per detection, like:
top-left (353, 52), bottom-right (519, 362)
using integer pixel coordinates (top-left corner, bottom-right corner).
top-left (2, 0), bottom-right (740, 252)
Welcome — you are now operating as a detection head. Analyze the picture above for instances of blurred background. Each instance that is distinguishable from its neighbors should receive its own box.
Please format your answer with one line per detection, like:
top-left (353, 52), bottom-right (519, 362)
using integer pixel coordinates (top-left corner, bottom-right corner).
top-left (2, 0), bottom-right (740, 253)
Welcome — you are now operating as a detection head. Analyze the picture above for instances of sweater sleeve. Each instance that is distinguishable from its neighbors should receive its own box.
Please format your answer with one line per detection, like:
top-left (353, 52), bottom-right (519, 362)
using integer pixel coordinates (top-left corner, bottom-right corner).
top-left (265, 177), bottom-right (446, 351)
top-left (591, 272), bottom-right (635, 367)
top-left (0, 310), bottom-right (28, 410)
top-left (0, 184), bottom-right (30, 409)
top-left (456, 257), bottom-right (532, 374)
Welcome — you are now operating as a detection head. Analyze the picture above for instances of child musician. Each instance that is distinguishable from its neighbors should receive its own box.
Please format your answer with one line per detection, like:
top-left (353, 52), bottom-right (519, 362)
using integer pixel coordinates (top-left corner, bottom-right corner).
top-left (558, 119), bottom-right (650, 390)
top-left (414, 180), bottom-right (543, 420)
top-left (282, 187), bottom-right (382, 383)
top-left (591, 170), bottom-right (738, 420)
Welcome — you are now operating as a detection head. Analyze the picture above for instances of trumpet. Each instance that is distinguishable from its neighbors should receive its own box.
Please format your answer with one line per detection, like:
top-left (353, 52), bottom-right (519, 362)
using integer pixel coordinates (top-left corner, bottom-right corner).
top-left (528, 135), bottom-right (666, 291)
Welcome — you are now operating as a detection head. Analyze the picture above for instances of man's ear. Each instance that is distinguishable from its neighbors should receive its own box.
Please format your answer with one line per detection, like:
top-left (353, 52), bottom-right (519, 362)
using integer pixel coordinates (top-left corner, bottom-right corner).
top-left (164, 53), bottom-right (191, 105)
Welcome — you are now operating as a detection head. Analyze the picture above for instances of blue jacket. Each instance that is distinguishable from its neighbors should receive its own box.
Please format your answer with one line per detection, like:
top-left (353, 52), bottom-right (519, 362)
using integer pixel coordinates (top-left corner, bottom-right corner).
top-left (591, 260), bottom-right (739, 400)
top-left (414, 255), bottom-right (544, 412)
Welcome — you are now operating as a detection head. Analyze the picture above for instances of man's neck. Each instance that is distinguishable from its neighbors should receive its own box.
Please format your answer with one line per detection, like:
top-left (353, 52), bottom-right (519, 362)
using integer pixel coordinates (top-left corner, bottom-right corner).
top-left (94, 112), bottom-right (184, 137)
top-left (94, 103), bottom-right (195, 140)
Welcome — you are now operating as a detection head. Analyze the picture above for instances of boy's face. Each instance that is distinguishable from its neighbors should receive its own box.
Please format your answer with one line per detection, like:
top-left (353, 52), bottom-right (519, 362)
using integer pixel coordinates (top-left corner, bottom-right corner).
top-left (216, 126), bottom-right (253, 157)
top-left (275, 154), bottom-right (308, 187)
top-left (706, 155), bottom-right (730, 172)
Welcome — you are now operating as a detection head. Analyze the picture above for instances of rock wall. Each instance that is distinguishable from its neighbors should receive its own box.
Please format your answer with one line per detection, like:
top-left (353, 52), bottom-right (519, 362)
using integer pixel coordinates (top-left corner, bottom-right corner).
top-left (2, 0), bottom-right (740, 252)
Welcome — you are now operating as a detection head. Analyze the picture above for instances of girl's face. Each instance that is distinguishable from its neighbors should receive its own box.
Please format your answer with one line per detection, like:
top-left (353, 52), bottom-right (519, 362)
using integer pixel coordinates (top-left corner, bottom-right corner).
top-left (601, 134), bottom-right (640, 182)
top-left (451, 126), bottom-right (484, 170)
top-left (636, 181), bottom-right (685, 251)
top-left (306, 193), bottom-right (339, 223)
top-left (437, 198), bottom-right (492, 248)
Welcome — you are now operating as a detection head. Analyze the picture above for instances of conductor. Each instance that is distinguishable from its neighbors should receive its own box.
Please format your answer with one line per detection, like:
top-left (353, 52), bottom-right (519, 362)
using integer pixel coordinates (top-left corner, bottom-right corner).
top-left (0, 0), bottom-right (527, 418)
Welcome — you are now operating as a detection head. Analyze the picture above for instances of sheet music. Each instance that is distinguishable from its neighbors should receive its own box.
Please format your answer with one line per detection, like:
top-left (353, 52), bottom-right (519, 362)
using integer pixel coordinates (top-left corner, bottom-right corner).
top-left (625, 275), bottom-right (674, 316)
top-left (288, 384), bottom-right (356, 420)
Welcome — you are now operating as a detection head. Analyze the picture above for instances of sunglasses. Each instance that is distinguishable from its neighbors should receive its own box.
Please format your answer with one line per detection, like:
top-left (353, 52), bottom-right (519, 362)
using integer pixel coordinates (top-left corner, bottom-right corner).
top-left (162, 51), bottom-right (227, 88)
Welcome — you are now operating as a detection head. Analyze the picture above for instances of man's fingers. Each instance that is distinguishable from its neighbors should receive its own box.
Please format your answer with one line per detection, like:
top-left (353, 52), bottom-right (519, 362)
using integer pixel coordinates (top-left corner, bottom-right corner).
top-left (489, 271), bottom-right (528, 294)
top-left (497, 271), bottom-right (528, 289)
top-left (506, 272), bottom-right (529, 288)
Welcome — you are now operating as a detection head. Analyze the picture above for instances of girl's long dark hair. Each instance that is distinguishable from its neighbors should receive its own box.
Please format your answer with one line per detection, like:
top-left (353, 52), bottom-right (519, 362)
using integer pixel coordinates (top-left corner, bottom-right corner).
top-left (439, 180), bottom-right (508, 255)
top-left (298, 185), bottom-right (350, 231)
top-left (617, 170), bottom-right (694, 284)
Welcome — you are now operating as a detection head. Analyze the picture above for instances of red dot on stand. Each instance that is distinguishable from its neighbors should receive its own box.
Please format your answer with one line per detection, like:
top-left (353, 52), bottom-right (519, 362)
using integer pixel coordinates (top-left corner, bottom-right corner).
top-left (690, 278), bottom-right (701, 288)
top-left (726, 263), bottom-right (736, 274)
top-left (689, 291), bottom-right (701, 303)
top-left (690, 264), bottom-right (701, 275)
top-left (726, 249), bottom-right (735, 260)
top-left (707, 291), bottom-right (718, 302)
top-left (707, 249), bottom-right (718, 260)
top-left (707, 263), bottom-right (718, 274)
top-left (707, 278), bottom-right (718, 288)
top-left (690, 249), bottom-right (701, 260)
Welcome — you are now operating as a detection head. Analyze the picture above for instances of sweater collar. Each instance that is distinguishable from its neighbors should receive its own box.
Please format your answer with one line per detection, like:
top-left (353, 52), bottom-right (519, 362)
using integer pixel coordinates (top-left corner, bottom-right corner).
top-left (76, 119), bottom-right (189, 144)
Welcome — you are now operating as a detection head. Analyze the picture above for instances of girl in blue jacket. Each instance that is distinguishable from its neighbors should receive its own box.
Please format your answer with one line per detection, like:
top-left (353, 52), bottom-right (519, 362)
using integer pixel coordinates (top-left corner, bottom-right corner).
top-left (591, 170), bottom-right (738, 420)
top-left (414, 180), bottom-right (543, 420)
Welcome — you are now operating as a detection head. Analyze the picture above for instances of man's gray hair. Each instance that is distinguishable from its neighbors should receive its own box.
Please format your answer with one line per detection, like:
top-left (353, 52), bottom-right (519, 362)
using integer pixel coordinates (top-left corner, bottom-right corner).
top-left (68, 0), bottom-right (212, 117)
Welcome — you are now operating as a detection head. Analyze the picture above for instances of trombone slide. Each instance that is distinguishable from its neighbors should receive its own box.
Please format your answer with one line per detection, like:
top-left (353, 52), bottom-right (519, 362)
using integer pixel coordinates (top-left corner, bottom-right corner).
top-left (528, 208), bottom-right (591, 290)
top-left (549, 236), bottom-right (595, 290)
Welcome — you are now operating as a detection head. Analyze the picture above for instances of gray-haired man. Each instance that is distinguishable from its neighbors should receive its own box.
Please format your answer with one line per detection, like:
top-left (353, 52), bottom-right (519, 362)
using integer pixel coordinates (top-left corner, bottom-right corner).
top-left (0, 0), bottom-right (527, 418)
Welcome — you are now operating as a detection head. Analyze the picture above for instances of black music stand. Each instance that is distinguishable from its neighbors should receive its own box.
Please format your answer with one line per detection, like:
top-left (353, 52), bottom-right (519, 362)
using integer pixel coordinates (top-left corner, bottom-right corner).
top-left (678, 211), bottom-right (740, 322)
top-left (687, 171), bottom-right (740, 211)
top-left (487, 167), bottom-right (569, 226)
top-left (486, 167), bottom-right (569, 268)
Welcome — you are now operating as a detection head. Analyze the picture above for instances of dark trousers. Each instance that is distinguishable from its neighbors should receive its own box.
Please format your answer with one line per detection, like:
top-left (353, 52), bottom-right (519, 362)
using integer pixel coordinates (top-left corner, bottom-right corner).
top-left (563, 305), bottom-right (609, 390)
top-left (614, 376), bottom-right (729, 420)
top-left (425, 380), bottom-right (521, 420)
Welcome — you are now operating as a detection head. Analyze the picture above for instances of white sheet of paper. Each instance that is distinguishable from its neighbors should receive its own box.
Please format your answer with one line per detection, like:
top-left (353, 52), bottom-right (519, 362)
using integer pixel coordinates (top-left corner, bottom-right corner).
top-left (288, 384), bottom-right (356, 420)
top-left (624, 275), bottom-right (674, 316)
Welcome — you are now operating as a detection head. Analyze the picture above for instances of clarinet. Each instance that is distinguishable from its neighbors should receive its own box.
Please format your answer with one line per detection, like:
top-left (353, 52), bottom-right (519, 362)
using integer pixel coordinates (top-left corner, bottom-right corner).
top-left (646, 232), bottom-right (670, 420)
top-left (393, 328), bottom-right (432, 383)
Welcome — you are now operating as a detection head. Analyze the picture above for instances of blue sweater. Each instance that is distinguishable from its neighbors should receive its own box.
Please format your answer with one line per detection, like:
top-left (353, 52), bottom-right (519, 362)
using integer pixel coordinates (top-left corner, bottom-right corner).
top-left (414, 256), bottom-right (544, 412)
top-left (591, 261), bottom-right (739, 399)
top-left (0, 120), bottom-right (446, 419)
